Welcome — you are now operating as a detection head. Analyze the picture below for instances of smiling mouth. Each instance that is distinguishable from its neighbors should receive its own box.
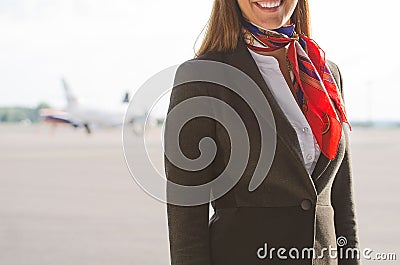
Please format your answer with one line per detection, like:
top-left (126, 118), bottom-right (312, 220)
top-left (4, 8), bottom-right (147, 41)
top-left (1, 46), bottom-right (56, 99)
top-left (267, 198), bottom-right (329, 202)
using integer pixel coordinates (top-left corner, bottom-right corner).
top-left (255, 0), bottom-right (283, 10)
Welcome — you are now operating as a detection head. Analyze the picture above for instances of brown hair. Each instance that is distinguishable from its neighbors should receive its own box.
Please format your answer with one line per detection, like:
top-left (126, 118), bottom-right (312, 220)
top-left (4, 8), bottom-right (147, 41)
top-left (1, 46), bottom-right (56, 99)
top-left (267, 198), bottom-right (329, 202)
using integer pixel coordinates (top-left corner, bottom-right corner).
top-left (196, 0), bottom-right (311, 57)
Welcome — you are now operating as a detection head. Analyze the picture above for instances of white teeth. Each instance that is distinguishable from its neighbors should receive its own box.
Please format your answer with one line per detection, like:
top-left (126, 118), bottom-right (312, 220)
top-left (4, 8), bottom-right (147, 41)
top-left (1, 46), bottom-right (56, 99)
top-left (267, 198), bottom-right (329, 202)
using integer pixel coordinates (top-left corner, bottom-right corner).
top-left (258, 1), bottom-right (281, 8)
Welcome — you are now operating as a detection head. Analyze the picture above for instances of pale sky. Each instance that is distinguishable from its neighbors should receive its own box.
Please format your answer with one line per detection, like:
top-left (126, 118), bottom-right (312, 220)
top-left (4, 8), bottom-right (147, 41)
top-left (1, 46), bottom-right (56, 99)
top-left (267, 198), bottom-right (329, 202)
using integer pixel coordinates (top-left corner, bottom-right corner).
top-left (0, 0), bottom-right (398, 121)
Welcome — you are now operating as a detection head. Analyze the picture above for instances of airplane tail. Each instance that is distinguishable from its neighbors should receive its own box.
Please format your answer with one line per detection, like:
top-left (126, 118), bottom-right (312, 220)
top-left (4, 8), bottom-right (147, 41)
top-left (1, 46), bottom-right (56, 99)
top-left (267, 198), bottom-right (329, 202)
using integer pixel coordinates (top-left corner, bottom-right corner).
top-left (62, 78), bottom-right (78, 106)
top-left (122, 91), bottom-right (130, 104)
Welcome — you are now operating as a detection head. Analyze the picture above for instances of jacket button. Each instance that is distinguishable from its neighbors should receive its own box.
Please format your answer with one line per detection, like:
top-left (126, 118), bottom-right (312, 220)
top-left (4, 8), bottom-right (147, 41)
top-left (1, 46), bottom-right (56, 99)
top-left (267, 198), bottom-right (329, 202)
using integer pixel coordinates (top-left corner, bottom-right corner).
top-left (301, 199), bottom-right (312, 211)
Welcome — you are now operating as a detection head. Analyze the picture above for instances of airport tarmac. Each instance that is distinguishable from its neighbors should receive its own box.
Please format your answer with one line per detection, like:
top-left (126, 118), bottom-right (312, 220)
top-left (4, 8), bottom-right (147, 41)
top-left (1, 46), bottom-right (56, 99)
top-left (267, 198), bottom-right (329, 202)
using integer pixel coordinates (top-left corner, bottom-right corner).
top-left (0, 124), bottom-right (399, 264)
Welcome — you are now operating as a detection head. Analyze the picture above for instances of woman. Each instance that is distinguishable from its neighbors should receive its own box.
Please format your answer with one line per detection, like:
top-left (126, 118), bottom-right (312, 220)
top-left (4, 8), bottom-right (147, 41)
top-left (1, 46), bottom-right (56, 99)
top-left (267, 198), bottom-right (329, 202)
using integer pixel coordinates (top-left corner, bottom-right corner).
top-left (164, 0), bottom-right (360, 264)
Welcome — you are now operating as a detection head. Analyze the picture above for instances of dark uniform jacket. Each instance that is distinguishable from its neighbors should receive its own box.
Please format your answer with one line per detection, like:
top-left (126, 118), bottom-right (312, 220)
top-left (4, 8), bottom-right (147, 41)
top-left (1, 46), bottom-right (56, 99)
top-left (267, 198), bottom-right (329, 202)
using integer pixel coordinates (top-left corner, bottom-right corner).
top-left (164, 38), bottom-right (360, 265)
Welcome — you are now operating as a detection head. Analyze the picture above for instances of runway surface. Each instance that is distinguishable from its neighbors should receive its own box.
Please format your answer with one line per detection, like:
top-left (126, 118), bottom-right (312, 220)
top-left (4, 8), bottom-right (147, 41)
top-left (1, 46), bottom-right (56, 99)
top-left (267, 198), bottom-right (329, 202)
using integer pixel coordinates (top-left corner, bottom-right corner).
top-left (0, 124), bottom-right (398, 264)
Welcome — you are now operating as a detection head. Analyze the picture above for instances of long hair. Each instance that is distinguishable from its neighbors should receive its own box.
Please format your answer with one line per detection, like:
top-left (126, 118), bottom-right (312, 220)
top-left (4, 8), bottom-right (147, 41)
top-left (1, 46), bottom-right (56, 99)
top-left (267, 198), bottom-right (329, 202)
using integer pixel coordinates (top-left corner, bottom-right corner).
top-left (196, 0), bottom-right (311, 57)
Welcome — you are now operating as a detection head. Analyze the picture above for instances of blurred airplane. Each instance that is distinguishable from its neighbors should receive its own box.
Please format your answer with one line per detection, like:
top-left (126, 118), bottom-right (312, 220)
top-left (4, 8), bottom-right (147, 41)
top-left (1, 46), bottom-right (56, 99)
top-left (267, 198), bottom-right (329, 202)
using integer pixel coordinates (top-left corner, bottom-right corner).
top-left (40, 78), bottom-right (151, 134)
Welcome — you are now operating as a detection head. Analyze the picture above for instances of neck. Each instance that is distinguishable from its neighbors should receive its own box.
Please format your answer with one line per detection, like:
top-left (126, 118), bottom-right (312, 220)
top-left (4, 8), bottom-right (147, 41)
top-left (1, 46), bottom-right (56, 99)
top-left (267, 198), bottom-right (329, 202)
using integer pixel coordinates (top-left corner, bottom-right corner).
top-left (253, 46), bottom-right (294, 95)
top-left (254, 46), bottom-right (288, 62)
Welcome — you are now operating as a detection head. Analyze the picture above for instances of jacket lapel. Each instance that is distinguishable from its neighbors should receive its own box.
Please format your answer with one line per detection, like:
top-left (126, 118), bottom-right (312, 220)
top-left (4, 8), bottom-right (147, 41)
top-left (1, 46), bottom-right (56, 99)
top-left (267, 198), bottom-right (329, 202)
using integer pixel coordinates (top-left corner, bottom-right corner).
top-left (311, 154), bottom-right (331, 181)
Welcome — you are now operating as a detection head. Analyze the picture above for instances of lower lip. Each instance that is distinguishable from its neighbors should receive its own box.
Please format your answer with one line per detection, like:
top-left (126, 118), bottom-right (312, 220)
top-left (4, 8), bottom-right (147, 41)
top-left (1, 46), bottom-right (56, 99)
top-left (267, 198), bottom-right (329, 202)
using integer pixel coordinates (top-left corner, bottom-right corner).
top-left (254, 1), bottom-right (283, 12)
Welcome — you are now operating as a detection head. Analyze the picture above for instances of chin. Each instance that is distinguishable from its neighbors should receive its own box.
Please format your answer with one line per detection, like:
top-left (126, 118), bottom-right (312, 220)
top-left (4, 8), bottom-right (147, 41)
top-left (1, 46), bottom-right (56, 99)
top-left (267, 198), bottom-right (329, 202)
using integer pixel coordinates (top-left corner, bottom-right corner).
top-left (257, 19), bottom-right (286, 30)
top-left (254, 14), bottom-right (288, 30)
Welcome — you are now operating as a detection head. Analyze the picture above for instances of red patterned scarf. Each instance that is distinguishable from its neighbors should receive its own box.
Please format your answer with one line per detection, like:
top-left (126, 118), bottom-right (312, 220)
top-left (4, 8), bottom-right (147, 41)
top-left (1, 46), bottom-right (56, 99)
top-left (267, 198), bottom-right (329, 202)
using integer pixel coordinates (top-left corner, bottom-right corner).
top-left (242, 20), bottom-right (351, 160)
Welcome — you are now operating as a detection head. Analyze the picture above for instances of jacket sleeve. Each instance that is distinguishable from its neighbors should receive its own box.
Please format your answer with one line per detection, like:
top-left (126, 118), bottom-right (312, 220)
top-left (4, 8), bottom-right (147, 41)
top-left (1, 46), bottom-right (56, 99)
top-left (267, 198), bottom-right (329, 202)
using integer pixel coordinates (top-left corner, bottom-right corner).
top-left (164, 64), bottom-right (217, 265)
top-left (330, 63), bottom-right (361, 265)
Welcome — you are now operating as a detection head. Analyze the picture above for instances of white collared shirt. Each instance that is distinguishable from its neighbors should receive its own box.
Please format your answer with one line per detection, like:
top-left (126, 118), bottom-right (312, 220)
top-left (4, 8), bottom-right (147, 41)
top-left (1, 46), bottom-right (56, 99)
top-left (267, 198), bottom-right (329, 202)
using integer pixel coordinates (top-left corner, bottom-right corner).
top-left (248, 48), bottom-right (321, 174)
